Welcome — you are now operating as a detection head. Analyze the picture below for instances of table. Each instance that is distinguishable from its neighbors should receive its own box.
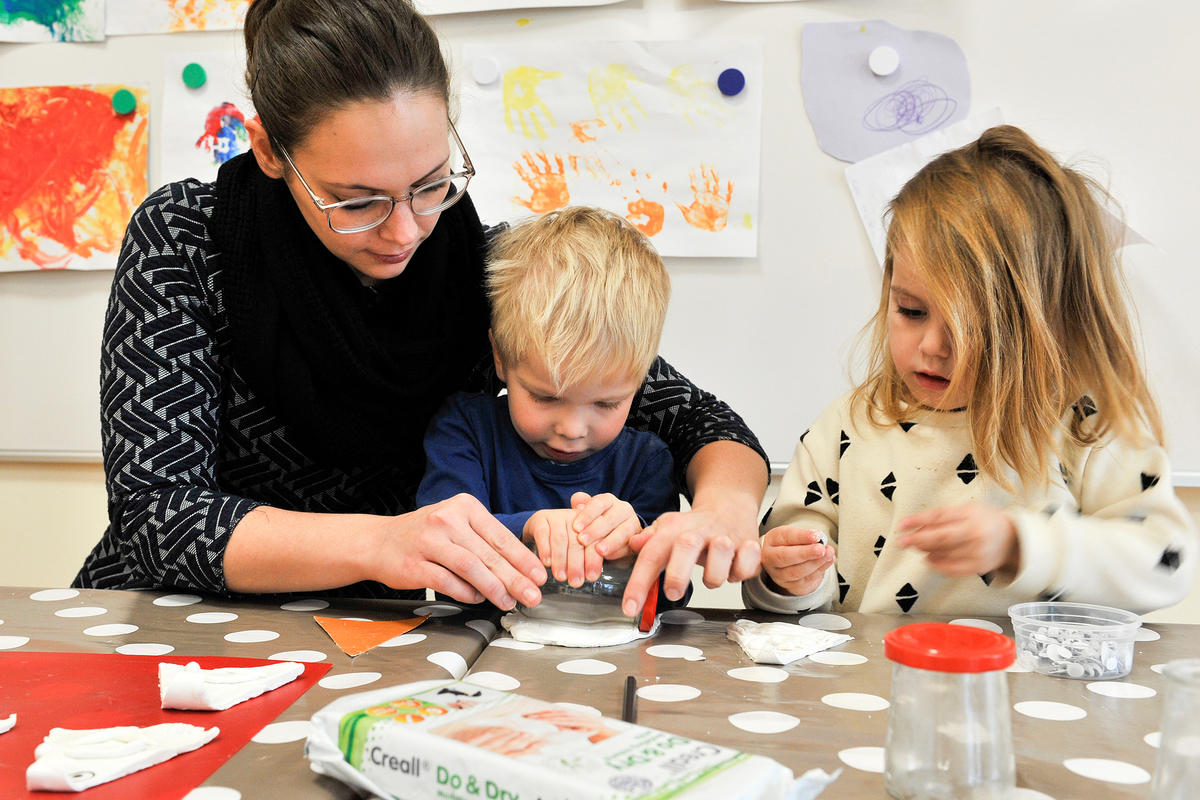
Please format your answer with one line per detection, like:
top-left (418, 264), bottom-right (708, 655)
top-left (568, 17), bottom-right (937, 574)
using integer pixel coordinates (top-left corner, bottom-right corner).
top-left (466, 609), bottom-right (1194, 799)
top-left (0, 587), bottom-right (501, 799)
top-left (0, 589), bottom-right (1194, 799)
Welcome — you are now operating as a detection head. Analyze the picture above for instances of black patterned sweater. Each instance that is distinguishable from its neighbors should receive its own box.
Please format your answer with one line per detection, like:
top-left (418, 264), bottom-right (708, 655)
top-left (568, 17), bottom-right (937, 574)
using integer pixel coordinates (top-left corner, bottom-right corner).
top-left (74, 180), bottom-right (767, 599)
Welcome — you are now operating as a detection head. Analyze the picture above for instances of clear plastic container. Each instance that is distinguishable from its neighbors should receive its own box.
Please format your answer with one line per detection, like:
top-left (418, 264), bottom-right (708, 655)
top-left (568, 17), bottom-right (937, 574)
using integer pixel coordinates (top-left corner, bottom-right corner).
top-left (1008, 601), bottom-right (1141, 680)
top-left (1151, 659), bottom-right (1200, 799)
top-left (883, 622), bottom-right (1016, 800)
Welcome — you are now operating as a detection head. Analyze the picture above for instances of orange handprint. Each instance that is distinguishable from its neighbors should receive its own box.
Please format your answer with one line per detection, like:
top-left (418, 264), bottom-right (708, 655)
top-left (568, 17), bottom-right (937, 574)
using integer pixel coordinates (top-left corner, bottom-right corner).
top-left (626, 196), bottom-right (665, 237)
top-left (675, 164), bottom-right (733, 232)
top-left (569, 118), bottom-right (607, 143)
top-left (513, 151), bottom-right (570, 213)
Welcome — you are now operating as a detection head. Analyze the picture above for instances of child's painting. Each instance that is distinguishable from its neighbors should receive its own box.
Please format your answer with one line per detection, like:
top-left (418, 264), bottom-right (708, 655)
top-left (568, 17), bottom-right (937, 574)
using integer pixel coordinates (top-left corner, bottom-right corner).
top-left (107, 0), bottom-right (249, 34)
top-left (458, 40), bottom-right (763, 258)
top-left (0, 0), bottom-right (104, 42)
top-left (0, 85), bottom-right (149, 271)
top-left (416, 0), bottom-right (622, 14)
top-left (160, 51), bottom-right (255, 185)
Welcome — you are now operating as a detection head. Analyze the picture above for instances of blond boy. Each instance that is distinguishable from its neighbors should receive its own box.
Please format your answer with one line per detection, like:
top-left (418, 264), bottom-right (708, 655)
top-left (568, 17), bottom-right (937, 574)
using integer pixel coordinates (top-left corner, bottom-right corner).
top-left (416, 207), bottom-right (677, 588)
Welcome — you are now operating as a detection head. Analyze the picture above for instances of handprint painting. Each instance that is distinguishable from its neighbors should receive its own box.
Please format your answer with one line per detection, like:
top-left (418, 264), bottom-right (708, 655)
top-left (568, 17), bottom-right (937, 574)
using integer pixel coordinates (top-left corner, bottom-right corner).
top-left (0, 0), bottom-right (104, 42)
top-left (459, 40), bottom-right (763, 257)
top-left (0, 85), bottom-right (149, 270)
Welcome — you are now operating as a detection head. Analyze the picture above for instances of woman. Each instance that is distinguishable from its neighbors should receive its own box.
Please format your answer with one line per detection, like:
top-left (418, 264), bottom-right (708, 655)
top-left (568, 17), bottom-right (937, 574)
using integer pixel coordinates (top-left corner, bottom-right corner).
top-left (74, 0), bottom-right (767, 615)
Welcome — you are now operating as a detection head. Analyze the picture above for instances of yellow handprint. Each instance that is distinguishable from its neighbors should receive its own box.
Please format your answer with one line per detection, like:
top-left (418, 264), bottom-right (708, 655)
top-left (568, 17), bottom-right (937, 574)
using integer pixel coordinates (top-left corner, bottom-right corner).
top-left (676, 164), bottom-right (733, 232)
top-left (512, 151), bottom-right (570, 213)
top-left (665, 64), bottom-right (731, 128)
top-left (587, 64), bottom-right (646, 132)
top-left (503, 66), bottom-right (562, 140)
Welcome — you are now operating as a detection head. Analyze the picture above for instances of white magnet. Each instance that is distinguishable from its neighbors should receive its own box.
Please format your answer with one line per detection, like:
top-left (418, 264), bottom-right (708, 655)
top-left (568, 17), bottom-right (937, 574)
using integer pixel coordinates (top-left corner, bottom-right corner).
top-left (472, 56), bottom-right (501, 85)
top-left (868, 45), bottom-right (900, 77)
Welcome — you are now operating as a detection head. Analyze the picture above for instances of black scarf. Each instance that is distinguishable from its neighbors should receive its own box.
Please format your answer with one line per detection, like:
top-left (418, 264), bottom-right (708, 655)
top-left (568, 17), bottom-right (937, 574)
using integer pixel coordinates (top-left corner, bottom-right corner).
top-left (212, 152), bottom-right (490, 469)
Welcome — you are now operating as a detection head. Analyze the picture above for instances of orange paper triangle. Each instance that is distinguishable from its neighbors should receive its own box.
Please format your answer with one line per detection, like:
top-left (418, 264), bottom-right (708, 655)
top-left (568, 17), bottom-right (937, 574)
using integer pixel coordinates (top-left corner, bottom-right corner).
top-left (314, 615), bottom-right (427, 657)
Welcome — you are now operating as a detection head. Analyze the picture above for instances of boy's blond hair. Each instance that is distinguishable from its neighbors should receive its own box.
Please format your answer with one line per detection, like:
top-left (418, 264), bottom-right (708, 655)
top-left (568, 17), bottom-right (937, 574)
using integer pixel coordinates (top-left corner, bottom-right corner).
top-left (487, 206), bottom-right (670, 391)
top-left (853, 125), bottom-right (1162, 489)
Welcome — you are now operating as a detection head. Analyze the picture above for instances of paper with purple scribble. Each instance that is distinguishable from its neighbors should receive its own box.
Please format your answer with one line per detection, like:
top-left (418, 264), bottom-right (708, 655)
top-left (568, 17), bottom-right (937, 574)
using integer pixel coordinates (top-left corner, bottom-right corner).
top-left (845, 109), bottom-right (1003, 267)
top-left (802, 20), bottom-right (970, 163)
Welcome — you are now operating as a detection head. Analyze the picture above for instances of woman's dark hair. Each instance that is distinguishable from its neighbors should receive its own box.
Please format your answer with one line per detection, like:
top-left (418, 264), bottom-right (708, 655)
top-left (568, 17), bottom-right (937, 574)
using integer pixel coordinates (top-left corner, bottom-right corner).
top-left (243, 0), bottom-right (450, 153)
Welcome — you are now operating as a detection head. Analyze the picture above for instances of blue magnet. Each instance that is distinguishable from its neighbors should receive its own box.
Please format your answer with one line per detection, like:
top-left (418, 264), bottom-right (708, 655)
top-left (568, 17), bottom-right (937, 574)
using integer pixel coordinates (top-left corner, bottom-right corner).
top-left (717, 68), bottom-right (745, 97)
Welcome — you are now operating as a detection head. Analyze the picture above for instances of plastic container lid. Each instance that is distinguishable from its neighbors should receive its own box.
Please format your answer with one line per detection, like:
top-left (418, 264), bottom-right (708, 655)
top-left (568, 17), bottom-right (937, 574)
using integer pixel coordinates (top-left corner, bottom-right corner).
top-left (884, 622), bottom-right (1015, 673)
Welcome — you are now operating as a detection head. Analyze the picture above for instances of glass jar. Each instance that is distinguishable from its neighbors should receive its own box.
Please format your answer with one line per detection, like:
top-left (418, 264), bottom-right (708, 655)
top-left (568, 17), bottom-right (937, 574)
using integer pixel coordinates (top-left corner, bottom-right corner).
top-left (518, 554), bottom-right (648, 625)
top-left (883, 622), bottom-right (1016, 800)
top-left (1151, 658), bottom-right (1200, 799)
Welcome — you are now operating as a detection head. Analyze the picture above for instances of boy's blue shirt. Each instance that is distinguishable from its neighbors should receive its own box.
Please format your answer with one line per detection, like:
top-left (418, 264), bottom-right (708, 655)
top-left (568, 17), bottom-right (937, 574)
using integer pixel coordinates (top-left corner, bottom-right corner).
top-left (417, 391), bottom-right (680, 536)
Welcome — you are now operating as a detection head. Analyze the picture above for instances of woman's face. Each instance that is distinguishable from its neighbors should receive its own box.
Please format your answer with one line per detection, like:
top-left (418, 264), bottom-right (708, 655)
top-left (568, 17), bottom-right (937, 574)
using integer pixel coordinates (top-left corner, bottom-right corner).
top-left (263, 91), bottom-right (453, 285)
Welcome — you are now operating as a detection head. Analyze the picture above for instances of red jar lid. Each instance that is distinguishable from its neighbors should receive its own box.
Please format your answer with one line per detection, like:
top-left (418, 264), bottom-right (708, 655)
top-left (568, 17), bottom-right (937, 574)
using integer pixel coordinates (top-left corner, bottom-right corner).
top-left (884, 622), bottom-right (1015, 673)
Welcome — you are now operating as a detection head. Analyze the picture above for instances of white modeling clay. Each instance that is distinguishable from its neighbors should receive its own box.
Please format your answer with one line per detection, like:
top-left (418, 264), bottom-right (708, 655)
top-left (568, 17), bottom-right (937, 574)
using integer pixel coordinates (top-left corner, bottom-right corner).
top-left (26, 723), bottom-right (218, 792)
top-left (159, 660), bottom-right (304, 711)
top-left (726, 619), bottom-right (853, 665)
top-left (501, 612), bottom-right (659, 647)
top-left (0, 713), bottom-right (15, 734)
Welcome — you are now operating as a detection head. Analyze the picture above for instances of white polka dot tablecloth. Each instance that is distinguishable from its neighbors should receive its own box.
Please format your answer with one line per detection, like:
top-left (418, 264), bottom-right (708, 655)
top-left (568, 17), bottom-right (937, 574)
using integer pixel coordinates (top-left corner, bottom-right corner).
top-left (0, 589), bottom-right (1184, 799)
top-left (456, 609), bottom-right (1180, 799)
top-left (0, 587), bottom-right (510, 799)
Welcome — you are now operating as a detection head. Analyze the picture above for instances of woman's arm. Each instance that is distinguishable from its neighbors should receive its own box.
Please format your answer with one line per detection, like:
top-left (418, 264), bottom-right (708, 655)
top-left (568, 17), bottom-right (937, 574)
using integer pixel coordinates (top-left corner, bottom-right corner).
top-left (83, 186), bottom-right (543, 607)
top-left (224, 497), bottom-right (545, 608)
top-left (613, 357), bottom-right (770, 616)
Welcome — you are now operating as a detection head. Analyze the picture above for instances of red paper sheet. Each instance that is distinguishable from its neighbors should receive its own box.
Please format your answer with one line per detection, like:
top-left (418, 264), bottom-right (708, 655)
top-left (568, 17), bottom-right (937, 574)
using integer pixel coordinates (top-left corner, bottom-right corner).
top-left (0, 652), bottom-right (331, 800)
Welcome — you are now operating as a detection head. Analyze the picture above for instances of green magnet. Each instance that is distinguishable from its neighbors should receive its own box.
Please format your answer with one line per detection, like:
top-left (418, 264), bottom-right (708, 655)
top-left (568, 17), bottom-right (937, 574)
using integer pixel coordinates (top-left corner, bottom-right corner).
top-left (111, 89), bottom-right (137, 115)
top-left (182, 62), bottom-right (207, 89)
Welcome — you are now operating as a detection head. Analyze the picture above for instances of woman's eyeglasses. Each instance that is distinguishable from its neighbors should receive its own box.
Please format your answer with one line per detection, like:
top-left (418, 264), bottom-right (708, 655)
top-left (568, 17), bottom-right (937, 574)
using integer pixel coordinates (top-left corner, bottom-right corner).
top-left (278, 119), bottom-right (475, 234)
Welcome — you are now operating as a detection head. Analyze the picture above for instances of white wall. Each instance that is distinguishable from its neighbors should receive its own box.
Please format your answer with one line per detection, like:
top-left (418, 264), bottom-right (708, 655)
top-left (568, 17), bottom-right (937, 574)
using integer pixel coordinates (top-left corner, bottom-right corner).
top-left (3, 462), bottom-right (1197, 624)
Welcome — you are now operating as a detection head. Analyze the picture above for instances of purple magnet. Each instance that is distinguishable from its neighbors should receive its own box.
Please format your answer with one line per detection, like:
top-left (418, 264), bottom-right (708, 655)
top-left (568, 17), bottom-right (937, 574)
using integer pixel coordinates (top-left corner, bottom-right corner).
top-left (717, 68), bottom-right (745, 97)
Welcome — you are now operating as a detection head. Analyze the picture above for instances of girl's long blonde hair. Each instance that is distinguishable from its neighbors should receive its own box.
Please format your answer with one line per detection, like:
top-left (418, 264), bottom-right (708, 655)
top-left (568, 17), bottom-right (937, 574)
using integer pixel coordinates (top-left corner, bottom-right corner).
top-left (853, 125), bottom-right (1162, 488)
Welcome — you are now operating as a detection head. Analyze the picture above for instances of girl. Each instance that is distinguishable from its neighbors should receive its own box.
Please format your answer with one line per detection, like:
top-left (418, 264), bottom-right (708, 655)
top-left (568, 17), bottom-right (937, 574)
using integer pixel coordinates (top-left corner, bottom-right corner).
top-left (74, 0), bottom-right (768, 614)
top-left (745, 125), bottom-right (1197, 615)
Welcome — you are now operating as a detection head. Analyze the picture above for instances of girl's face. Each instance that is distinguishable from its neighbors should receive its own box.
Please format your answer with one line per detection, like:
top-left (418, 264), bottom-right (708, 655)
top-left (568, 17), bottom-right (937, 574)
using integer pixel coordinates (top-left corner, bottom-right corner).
top-left (251, 91), bottom-right (452, 285)
top-left (888, 250), bottom-right (969, 410)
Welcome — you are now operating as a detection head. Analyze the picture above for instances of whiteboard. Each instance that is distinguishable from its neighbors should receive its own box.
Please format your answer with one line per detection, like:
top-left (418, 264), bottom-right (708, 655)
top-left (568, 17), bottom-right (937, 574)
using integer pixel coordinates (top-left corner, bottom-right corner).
top-left (1, 0), bottom-right (1197, 485)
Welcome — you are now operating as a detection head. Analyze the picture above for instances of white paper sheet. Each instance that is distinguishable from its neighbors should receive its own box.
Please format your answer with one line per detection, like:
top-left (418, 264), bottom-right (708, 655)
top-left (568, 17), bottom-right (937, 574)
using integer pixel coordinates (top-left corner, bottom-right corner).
top-left (802, 20), bottom-right (970, 163)
top-left (417, 0), bottom-right (624, 13)
top-left (160, 50), bottom-right (256, 186)
top-left (457, 39), bottom-right (763, 258)
top-left (845, 109), bottom-right (1004, 267)
top-left (0, 0), bottom-right (103, 42)
top-left (107, 0), bottom-right (247, 35)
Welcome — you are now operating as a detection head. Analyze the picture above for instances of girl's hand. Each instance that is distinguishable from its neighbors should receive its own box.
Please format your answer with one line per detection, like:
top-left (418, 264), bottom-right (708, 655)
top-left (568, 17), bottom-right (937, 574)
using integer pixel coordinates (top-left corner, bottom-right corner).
top-left (897, 503), bottom-right (1019, 577)
top-left (570, 491), bottom-right (643, 563)
top-left (760, 526), bottom-right (835, 596)
top-left (525, 508), bottom-right (602, 587)
top-left (372, 493), bottom-right (546, 609)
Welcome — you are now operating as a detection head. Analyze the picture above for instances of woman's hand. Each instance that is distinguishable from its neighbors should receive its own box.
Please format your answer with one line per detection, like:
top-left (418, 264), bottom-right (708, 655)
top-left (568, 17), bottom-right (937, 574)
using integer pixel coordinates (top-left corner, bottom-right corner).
top-left (897, 503), bottom-right (1019, 577)
top-left (760, 526), bottom-right (835, 596)
top-left (372, 493), bottom-right (547, 609)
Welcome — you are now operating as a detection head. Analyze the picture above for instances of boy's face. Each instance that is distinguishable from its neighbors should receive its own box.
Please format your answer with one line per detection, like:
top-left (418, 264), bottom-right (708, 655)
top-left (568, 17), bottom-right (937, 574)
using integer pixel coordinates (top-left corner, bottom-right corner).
top-left (888, 249), bottom-right (968, 410)
top-left (495, 353), bottom-right (641, 463)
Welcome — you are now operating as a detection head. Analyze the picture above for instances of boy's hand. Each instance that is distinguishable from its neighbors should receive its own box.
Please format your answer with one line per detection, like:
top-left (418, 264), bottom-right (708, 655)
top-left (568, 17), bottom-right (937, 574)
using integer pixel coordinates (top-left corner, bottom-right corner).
top-left (897, 503), bottom-right (1019, 577)
top-left (570, 491), bottom-right (643, 561)
top-left (524, 508), bottom-right (602, 587)
top-left (760, 526), bottom-right (835, 596)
